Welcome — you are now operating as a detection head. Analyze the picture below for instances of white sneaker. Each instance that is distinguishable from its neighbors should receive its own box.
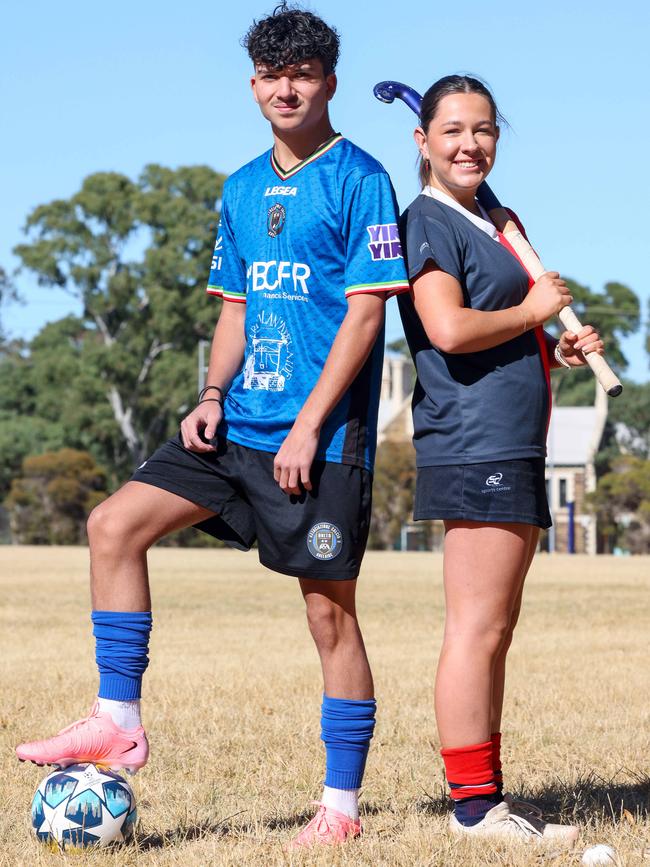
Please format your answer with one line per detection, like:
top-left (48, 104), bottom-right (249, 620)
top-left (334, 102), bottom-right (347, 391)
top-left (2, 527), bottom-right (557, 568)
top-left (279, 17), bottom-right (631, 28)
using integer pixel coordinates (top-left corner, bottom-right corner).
top-left (449, 801), bottom-right (578, 845)
top-left (503, 791), bottom-right (544, 818)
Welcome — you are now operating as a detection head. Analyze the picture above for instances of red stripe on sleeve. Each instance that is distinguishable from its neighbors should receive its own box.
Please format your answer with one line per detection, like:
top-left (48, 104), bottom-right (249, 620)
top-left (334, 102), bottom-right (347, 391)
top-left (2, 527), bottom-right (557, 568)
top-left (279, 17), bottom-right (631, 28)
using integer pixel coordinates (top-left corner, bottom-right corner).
top-left (496, 227), bottom-right (552, 433)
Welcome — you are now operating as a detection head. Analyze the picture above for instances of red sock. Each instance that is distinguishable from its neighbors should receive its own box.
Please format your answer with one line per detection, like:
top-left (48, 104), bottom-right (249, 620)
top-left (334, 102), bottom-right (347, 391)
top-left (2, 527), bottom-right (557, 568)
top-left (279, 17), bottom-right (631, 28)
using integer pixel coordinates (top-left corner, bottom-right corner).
top-left (441, 740), bottom-right (498, 800)
top-left (491, 732), bottom-right (503, 795)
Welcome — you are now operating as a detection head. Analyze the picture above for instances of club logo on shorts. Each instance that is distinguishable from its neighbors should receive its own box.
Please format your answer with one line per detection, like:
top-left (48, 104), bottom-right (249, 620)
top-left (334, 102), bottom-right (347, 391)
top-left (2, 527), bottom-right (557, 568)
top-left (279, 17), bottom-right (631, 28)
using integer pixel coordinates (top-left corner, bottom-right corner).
top-left (267, 204), bottom-right (286, 237)
top-left (485, 473), bottom-right (503, 486)
top-left (307, 522), bottom-right (343, 560)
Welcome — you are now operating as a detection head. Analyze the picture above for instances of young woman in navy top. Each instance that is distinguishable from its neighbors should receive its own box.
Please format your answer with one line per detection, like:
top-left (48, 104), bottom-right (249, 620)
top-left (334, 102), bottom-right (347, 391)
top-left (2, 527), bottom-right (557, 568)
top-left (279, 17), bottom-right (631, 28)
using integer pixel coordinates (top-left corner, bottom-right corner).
top-left (399, 75), bottom-right (604, 841)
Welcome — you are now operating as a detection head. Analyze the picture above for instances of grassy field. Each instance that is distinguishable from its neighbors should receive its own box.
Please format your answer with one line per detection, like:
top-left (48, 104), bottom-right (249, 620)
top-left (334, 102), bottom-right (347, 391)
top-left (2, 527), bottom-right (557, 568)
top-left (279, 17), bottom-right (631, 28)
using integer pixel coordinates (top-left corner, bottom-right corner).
top-left (1, 546), bottom-right (649, 866)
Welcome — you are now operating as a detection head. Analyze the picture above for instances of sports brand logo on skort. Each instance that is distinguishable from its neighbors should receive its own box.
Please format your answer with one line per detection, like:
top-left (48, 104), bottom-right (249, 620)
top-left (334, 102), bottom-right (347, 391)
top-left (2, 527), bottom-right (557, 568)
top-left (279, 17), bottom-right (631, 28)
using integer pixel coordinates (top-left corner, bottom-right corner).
top-left (366, 223), bottom-right (403, 261)
top-left (481, 472), bottom-right (512, 494)
top-left (307, 522), bottom-right (343, 560)
top-left (267, 203), bottom-right (286, 237)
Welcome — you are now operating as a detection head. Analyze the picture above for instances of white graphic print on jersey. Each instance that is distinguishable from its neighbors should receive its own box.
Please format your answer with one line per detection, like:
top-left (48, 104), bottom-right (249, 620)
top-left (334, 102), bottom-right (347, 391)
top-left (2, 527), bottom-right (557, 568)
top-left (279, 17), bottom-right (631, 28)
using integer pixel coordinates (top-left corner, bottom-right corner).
top-left (243, 312), bottom-right (293, 392)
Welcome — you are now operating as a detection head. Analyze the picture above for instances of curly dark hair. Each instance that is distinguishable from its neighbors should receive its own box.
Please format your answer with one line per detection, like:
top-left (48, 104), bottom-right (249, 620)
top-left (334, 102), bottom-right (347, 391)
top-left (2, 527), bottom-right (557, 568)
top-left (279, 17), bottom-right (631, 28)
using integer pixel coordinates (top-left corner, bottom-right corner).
top-left (242, 3), bottom-right (340, 75)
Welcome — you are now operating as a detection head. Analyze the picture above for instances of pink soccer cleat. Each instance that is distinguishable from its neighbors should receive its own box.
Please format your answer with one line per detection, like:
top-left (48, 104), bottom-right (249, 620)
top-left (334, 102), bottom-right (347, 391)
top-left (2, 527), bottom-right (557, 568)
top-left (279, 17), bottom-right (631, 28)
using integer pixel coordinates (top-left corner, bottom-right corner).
top-left (16, 703), bottom-right (148, 774)
top-left (290, 802), bottom-right (361, 849)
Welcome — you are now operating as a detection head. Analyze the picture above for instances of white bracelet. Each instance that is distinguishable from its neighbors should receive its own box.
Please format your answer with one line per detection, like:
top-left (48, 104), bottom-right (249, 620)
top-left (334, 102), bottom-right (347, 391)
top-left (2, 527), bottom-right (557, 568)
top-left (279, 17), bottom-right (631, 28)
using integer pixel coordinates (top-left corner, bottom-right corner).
top-left (554, 343), bottom-right (571, 369)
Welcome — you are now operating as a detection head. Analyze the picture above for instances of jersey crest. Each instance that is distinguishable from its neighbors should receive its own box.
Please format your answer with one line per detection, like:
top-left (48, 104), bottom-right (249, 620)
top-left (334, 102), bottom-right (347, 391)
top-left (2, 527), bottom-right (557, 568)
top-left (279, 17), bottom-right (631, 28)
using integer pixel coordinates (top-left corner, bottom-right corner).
top-left (267, 203), bottom-right (286, 238)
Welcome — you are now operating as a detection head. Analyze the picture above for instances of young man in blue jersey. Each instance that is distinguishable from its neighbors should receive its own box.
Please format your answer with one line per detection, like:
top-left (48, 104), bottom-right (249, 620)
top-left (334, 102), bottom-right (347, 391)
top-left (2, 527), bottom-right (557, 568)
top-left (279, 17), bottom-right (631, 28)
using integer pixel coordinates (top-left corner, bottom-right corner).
top-left (16, 5), bottom-right (408, 847)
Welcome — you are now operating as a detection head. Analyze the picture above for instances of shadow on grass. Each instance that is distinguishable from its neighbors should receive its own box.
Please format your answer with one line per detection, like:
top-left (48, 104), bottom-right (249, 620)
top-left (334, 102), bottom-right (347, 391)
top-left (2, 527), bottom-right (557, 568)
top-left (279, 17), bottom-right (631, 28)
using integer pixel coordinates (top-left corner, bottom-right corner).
top-left (416, 770), bottom-right (650, 825)
top-left (133, 812), bottom-right (250, 850)
top-left (133, 773), bottom-right (649, 849)
top-left (256, 801), bottom-right (384, 832)
top-left (133, 802), bottom-right (387, 849)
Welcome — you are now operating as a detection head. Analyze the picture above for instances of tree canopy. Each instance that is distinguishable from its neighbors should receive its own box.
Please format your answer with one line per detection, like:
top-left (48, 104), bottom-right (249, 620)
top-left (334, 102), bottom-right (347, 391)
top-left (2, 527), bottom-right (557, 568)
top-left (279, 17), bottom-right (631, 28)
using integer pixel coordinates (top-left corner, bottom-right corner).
top-left (0, 266), bottom-right (18, 341)
top-left (587, 456), bottom-right (650, 554)
top-left (12, 165), bottom-right (225, 477)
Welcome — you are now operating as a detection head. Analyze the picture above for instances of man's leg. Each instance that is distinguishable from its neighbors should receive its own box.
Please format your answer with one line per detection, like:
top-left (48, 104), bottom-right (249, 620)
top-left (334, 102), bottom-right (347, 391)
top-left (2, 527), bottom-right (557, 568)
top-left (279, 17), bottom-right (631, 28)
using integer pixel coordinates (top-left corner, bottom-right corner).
top-left (16, 481), bottom-right (215, 771)
top-left (291, 578), bottom-right (375, 847)
top-left (88, 481), bottom-right (215, 610)
top-left (242, 452), bottom-right (374, 845)
top-left (300, 578), bottom-right (373, 699)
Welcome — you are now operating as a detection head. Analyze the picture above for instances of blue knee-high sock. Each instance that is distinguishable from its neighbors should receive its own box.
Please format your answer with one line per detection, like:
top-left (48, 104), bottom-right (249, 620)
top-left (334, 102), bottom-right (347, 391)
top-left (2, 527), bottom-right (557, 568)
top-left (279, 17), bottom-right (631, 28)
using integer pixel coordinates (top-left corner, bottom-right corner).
top-left (321, 695), bottom-right (376, 790)
top-left (91, 611), bottom-right (153, 701)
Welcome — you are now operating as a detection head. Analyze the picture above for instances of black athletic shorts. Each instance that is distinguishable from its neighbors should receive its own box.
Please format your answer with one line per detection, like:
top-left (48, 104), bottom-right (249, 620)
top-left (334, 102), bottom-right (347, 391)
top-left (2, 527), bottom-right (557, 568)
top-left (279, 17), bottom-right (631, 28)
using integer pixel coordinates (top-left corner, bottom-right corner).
top-left (414, 458), bottom-right (551, 529)
top-left (131, 434), bottom-right (373, 580)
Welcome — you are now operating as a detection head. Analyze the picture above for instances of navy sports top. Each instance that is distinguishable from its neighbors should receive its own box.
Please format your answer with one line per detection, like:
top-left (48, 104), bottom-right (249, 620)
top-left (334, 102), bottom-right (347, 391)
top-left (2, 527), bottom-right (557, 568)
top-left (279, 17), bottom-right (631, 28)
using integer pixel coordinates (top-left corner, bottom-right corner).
top-left (398, 191), bottom-right (549, 467)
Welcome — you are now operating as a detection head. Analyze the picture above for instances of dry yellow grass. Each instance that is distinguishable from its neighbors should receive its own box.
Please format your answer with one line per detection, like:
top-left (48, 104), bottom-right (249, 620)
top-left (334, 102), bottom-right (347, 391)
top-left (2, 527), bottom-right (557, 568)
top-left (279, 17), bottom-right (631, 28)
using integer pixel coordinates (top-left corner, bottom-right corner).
top-left (1, 546), bottom-right (649, 866)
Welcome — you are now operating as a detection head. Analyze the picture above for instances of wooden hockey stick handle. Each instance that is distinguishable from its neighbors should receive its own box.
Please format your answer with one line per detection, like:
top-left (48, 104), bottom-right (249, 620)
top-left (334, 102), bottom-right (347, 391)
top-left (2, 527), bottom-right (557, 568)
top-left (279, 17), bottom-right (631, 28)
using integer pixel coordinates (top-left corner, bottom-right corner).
top-left (486, 206), bottom-right (623, 397)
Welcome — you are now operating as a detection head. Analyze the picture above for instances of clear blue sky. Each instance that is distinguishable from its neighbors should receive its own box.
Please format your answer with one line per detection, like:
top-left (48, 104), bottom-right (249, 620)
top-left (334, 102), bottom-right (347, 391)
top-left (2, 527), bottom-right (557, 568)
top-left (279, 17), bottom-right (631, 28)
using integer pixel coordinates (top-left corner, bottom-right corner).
top-left (3, 0), bottom-right (648, 380)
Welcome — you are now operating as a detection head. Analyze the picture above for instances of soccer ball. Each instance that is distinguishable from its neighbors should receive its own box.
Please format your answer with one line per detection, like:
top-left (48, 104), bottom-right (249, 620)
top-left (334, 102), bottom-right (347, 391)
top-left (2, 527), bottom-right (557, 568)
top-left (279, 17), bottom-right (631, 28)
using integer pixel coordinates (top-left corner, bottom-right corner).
top-left (31, 763), bottom-right (136, 849)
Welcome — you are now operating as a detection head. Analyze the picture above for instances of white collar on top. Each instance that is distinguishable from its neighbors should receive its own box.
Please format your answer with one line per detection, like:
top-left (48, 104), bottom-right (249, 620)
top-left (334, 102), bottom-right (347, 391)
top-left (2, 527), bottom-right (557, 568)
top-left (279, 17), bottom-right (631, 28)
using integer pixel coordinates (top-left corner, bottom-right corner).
top-left (422, 185), bottom-right (499, 242)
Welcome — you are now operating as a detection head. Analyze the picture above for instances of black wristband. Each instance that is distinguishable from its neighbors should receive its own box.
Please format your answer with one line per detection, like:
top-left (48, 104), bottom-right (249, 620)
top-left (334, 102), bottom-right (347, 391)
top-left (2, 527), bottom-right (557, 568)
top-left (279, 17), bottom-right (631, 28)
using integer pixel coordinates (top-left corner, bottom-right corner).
top-left (199, 385), bottom-right (225, 401)
top-left (198, 397), bottom-right (224, 408)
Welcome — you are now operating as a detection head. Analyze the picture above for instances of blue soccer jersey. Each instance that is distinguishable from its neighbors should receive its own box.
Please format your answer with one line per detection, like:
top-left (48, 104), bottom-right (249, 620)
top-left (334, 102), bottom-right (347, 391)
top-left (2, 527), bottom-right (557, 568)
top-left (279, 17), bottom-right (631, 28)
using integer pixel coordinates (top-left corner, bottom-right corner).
top-left (207, 134), bottom-right (409, 470)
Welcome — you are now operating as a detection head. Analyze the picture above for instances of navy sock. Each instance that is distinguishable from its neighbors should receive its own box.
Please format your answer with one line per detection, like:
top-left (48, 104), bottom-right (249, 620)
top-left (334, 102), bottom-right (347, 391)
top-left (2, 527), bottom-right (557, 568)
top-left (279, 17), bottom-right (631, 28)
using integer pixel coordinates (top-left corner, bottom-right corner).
top-left (454, 793), bottom-right (501, 827)
top-left (321, 695), bottom-right (376, 790)
top-left (92, 610), bottom-right (153, 701)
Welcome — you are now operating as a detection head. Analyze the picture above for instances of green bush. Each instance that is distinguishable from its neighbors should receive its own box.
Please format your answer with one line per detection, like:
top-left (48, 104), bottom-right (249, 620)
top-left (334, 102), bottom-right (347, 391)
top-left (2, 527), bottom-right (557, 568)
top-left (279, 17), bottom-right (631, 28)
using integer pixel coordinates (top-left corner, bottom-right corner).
top-left (6, 448), bottom-right (108, 544)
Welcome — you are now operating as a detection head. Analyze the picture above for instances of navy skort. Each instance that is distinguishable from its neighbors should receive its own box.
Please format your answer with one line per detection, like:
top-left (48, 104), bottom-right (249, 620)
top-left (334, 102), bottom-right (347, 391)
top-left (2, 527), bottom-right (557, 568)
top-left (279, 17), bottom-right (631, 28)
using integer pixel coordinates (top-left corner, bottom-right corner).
top-left (131, 434), bottom-right (372, 580)
top-left (414, 458), bottom-right (551, 529)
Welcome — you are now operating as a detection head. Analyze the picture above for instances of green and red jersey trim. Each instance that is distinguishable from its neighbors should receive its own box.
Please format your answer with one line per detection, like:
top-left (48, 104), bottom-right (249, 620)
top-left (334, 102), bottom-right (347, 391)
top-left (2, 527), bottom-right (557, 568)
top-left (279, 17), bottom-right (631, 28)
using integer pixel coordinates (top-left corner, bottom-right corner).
top-left (206, 285), bottom-right (246, 303)
top-left (270, 133), bottom-right (344, 181)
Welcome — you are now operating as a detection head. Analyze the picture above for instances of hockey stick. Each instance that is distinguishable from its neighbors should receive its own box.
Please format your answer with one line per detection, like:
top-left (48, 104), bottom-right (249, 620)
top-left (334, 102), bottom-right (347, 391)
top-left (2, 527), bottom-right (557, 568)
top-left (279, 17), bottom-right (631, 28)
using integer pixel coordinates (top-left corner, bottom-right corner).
top-left (373, 81), bottom-right (622, 397)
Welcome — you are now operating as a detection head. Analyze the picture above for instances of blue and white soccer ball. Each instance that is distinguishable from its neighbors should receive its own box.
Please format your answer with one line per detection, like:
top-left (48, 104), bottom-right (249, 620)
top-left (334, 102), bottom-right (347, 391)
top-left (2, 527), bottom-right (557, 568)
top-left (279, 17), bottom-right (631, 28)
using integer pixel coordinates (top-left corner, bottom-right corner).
top-left (31, 763), bottom-right (136, 849)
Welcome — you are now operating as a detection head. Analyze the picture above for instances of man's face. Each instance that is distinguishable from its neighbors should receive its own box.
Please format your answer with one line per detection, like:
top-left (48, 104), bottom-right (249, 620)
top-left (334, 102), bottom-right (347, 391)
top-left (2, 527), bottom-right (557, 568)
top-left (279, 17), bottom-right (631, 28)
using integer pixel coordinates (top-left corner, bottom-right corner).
top-left (251, 59), bottom-right (336, 134)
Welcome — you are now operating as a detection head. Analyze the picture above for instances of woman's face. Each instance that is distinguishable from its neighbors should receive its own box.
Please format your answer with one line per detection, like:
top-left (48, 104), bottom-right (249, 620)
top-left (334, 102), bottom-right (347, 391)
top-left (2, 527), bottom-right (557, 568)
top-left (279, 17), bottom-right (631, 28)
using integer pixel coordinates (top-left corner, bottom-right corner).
top-left (415, 92), bottom-right (499, 200)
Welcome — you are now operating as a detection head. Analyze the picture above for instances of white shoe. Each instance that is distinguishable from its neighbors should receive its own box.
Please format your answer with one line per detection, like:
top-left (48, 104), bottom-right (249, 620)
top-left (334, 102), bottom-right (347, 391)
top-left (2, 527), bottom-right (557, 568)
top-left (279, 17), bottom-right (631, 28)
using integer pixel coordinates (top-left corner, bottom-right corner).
top-left (503, 791), bottom-right (544, 819)
top-left (449, 801), bottom-right (578, 845)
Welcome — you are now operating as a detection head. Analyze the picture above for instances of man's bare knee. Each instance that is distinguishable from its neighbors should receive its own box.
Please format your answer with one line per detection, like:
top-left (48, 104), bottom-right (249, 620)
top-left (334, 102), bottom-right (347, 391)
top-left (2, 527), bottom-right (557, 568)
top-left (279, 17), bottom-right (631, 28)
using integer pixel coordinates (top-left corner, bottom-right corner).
top-left (87, 497), bottom-right (152, 556)
top-left (305, 589), bottom-right (362, 653)
top-left (305, 596), bottom-right (348, 655)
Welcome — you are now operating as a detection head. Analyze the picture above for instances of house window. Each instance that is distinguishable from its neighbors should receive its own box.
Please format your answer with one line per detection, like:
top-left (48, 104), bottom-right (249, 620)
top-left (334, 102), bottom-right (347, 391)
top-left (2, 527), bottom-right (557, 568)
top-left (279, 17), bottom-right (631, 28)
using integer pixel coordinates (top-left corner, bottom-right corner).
top-left (559, 478), bottom-right (568, 507)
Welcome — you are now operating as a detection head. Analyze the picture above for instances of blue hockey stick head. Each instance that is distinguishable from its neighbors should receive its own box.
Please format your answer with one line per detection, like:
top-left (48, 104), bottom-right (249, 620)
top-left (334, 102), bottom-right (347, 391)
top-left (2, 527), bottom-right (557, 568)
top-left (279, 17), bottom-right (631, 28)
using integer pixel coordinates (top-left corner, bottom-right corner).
top-left (373, 81), bottom-right (423, 116)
